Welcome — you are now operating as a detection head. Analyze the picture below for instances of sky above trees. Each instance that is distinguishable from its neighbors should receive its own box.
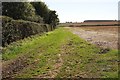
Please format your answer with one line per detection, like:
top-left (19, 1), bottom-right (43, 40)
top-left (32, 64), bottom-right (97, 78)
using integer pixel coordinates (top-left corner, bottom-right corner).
top-left (43, 0), bottom-right (119, 22)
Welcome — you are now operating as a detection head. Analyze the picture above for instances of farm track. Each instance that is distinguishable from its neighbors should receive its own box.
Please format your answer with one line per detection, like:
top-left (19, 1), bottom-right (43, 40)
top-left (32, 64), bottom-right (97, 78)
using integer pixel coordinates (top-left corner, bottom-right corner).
top-left (36, 46), bottom-right (64, 78)
top-left (67, 26), bottom-right (119, 50)
top-left (2, 27), bottom-right (118, 78)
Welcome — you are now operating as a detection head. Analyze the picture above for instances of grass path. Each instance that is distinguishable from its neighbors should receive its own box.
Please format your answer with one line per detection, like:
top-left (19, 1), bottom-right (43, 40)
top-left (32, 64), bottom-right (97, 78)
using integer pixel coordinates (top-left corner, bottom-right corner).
top-left (2, 27), bottom-right (118, 78)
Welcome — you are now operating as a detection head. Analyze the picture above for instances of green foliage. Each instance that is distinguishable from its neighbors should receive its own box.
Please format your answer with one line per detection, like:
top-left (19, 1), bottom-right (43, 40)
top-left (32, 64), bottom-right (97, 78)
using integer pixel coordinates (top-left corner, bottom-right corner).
top-left (2, 16), bottom-right (50, 47)
top-left (31, 2), bottom-right (59, 28)
top-left (2, 2), bottom-right (59, 26)
top-left (2, 1), bottom-right (59, 46)
top-left (2, 2), bottom-right (44, 23)
top-left (31, 2), bottom-right (50, 23)
top-left (48, 10), bottom-right (59, 29)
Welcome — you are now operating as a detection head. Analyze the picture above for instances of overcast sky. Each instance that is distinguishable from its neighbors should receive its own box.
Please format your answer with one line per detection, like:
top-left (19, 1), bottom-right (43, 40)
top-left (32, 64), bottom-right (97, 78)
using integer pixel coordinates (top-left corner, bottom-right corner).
top-left (41, 0), bottom-right (119, 22)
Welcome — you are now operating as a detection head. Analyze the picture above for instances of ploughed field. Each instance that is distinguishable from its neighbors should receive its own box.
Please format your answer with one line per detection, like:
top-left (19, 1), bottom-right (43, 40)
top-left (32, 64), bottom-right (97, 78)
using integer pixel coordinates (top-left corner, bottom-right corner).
top-left (60, 21), bottom-right (118, 27)
top-left (67, 26), bottom-right (119, 49)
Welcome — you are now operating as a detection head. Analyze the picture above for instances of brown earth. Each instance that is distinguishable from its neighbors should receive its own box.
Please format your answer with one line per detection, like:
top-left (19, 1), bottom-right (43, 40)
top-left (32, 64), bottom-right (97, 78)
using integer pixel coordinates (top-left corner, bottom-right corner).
top-left (66, 26), bottom-right (119, 50)
top-left (59, 21), bottom-right (118, 27)
top-left (80, 22), bottom-right (118, 25)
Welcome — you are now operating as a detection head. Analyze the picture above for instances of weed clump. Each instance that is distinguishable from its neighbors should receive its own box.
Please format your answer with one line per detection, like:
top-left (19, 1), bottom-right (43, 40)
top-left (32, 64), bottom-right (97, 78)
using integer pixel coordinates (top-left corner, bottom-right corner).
top-left (98, 48), bottom-right (110, 54)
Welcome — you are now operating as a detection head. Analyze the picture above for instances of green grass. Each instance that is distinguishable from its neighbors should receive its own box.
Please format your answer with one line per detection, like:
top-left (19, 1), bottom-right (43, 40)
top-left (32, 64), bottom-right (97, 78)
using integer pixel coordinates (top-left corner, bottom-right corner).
top-left (2, 27), bottom-right (118, 78)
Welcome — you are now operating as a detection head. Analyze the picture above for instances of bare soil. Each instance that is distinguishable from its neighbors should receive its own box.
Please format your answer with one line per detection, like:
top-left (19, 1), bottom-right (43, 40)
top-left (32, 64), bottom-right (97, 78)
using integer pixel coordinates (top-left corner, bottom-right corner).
top-left (67, 26), bottom-right (119, 50)
top-left (80, 22), bottom-right (118, 25)
top-left (2, 53), bottom-right (31, 78)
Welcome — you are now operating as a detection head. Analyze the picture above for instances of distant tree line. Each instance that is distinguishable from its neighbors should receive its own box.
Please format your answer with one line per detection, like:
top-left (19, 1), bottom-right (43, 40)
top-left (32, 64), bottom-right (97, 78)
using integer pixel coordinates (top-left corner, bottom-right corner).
top-left (2, 2), bottom-right (59, 46)
top-left (84, 20), bottom-right (117, 22)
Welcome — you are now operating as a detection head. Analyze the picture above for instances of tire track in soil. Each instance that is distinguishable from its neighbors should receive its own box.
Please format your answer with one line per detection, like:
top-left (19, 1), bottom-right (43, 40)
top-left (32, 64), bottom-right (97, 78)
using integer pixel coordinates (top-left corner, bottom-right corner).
top-left (2, 48), bottom-right (44, 78)
top-left (2, 53), bottom-right (31, 78)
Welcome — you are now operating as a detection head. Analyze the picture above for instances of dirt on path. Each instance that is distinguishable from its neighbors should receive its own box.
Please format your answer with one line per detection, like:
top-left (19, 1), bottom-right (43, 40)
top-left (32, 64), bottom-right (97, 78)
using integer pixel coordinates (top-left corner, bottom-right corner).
top-left (36, 46), bottom-right (64, 78)
top-left (66, 26), bottom-right (119, 50)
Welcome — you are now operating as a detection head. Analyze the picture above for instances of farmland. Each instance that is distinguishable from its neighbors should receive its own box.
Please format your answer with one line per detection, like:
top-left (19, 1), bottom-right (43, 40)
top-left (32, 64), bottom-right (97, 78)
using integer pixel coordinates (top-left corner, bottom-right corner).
top-left (60, 21), bottom-right (118, 27)
top-left (2, 26), bottom-right (119, 78)
top-left (67, 26), bottom-right (119, 49)
top-left (1, 1), bottom-right (119, 79)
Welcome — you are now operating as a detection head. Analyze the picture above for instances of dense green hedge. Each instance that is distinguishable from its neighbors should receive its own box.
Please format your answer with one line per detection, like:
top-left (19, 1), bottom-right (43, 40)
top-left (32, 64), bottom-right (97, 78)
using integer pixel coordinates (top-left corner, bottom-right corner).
top-left (2, 16), bottom-right (51, 46)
